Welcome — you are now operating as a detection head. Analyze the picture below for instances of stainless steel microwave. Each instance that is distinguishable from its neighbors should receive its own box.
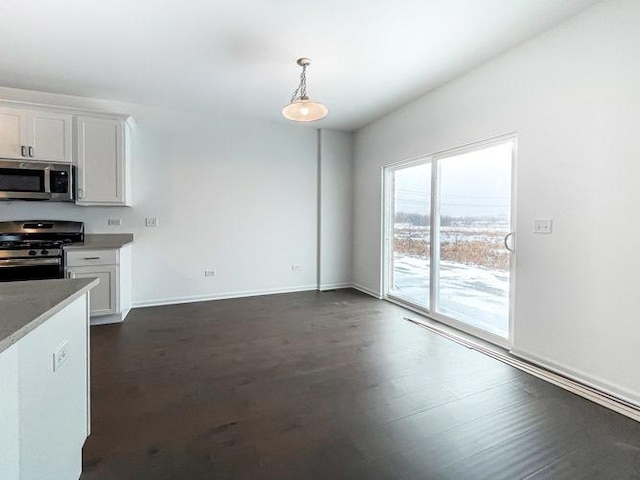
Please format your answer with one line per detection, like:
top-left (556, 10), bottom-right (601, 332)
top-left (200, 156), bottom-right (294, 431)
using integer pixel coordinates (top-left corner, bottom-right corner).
top-left (0, 160), bottom-right (75, 201)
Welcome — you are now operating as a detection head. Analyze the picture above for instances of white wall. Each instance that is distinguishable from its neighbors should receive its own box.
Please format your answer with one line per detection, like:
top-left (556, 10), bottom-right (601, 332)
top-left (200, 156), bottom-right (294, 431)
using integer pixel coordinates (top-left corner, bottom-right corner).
top-left (318, 129), bottom-right (354, 289)
top-left (0, 86), bottom-right (321, 305)
top-left (353, 0), bottom-right (640, 404)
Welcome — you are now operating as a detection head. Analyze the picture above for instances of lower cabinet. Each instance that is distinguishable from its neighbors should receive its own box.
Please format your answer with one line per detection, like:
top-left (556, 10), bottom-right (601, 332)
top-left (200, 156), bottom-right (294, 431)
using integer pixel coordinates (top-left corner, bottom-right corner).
top-left (67, 266), bottom-right (117, 315)
top-left (66, 245), bottom-right (132, 324)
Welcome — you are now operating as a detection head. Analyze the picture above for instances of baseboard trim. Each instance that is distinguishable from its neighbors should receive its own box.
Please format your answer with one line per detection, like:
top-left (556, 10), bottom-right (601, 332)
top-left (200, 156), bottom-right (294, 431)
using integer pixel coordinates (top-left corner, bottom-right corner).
top-left (90, 314), bottom-right (124, 326)
top-left (511, 348), bottom-right (640, 411)
top-left (132, 284), bottom-right (319, 308)
top-left (404, 316), bottom-right (640, 423)
top-left (352, 283), bottom-right (382, 299)
top-left (319, 282), bottom-right (352, 291)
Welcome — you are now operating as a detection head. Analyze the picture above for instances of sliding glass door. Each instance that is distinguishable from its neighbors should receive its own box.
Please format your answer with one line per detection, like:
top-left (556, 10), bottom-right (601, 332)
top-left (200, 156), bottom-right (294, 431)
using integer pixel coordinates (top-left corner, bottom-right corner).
top-left (435, 142), bottom-right (513, 338)
top-left (385, 137), bottom-right (515, 343)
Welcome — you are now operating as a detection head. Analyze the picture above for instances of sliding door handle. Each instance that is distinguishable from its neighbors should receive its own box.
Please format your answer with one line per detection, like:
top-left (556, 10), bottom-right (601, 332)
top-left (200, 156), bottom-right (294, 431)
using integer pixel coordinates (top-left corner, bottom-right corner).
top-left (504, 232), bottom-right (515, 253)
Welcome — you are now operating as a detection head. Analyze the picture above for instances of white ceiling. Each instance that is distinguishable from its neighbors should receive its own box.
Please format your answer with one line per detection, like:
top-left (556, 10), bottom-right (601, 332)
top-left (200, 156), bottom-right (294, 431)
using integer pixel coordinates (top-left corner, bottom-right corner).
top-left (0, 0), bottom-right (600, 131)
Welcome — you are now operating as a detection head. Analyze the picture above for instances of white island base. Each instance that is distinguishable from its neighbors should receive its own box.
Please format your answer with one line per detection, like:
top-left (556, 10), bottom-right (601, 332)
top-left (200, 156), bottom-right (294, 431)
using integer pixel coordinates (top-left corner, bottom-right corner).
top-left (0, 279), bottom-right (96, 480)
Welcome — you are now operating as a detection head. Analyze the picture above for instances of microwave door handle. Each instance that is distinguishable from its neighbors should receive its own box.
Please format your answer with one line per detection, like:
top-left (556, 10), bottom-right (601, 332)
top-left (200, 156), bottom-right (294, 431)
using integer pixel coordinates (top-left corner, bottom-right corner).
top-left (44, 167), bottom-right (51, 194)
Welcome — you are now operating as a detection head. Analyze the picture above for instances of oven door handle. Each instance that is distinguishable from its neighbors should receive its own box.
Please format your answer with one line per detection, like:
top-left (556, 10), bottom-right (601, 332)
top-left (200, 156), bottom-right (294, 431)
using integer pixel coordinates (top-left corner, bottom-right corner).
top-left (0, 258), bottom-right (62, 268)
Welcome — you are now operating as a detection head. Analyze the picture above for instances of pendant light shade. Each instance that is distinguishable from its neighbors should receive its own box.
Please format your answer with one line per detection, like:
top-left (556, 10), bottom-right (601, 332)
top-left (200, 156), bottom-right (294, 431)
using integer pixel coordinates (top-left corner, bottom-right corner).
top-left (282, 58), bottom-right (328, 122)
top-left (281, 96), bottom-right (329, 122)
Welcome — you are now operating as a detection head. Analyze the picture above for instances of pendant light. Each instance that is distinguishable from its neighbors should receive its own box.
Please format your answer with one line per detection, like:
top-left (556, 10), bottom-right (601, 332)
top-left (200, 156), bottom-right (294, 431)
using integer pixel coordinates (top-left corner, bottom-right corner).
top-left (281, 57), bottom-right (328, 122)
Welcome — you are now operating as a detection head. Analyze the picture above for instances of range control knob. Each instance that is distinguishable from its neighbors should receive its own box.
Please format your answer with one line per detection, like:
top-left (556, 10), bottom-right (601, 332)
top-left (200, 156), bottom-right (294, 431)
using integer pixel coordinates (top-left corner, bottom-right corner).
top-left (41, 250), bottom-right (49, 255)
top-left (29, 250), bottom-right (37, 256)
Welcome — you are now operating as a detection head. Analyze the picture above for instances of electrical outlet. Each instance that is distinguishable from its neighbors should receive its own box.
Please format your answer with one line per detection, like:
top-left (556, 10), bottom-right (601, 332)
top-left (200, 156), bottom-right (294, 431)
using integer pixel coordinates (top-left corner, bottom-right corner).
top-left (107, 218), bottom-right (121, 226)
top-left (53, 341), bottom-right (69, 372)
top-left (145, 217), bottom-right (159, 228)
top-left (533, 218), bottom-right (553, 234)
top-left (204, 270), bottom-right (216, 277)
top-left (291, 265), bottom-right (301, 271)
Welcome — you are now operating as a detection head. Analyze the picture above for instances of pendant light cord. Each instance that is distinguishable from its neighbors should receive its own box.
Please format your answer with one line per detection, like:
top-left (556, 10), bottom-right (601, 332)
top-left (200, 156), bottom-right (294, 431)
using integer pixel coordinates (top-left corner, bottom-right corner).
top-left (290, 64), bottom-right (307, 103)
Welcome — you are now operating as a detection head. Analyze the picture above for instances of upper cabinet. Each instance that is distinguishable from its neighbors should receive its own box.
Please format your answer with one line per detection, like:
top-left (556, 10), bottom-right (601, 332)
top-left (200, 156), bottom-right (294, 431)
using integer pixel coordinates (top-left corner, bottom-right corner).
top-left (0, 107), bottom-right (26, 159)
top-left (0, 101), bottom-right (132, 206)
top-left (30, 110), bottom-right (73, 163)
top-left (75, 116), bottom-right (131, 206)
top-left (0, 106), bottom-right (72, 163)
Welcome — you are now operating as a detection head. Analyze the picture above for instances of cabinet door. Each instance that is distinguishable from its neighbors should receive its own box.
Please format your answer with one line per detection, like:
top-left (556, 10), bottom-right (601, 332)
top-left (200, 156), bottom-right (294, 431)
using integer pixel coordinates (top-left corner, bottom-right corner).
top-left (28, 111), bottom-right (73, 162)
top-left (0, 107), bottom-right (28, 160)
top-left (75, 116), bottom-right (126, 205)
top-left (68, 265), bottom-right (118, 315)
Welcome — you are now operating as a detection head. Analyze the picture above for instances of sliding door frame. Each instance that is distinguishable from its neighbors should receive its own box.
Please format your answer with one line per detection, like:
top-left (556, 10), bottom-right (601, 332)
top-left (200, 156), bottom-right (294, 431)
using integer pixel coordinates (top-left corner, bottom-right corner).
top-left (382, 133), bottom-right (518, 350)
top-left (382, 156), bottom-right (433, 310)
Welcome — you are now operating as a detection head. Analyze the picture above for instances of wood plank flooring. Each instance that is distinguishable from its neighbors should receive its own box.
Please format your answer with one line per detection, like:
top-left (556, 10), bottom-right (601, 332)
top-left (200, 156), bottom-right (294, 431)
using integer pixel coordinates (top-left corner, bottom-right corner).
top-left (81, 289), bottom-right (640, 479)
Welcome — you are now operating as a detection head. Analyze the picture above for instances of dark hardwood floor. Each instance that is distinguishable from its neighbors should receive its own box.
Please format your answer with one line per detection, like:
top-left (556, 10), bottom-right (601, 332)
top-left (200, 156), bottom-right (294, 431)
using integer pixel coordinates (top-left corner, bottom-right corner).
top-left (81, 289), bottom-right (640, 479)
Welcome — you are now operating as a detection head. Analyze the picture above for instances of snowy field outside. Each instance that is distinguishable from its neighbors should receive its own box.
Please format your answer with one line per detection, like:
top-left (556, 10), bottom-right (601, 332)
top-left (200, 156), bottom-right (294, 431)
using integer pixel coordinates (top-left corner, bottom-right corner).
top-left (391, 254), bottom-right (509, 337)
top-left (390, 216), bottom-right (510, 338)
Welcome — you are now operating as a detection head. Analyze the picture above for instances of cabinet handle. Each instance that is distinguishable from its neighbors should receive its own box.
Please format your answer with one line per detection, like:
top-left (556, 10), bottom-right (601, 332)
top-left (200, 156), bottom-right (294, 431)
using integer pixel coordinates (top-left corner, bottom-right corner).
top-left (83, 257), bottom-right (101, 260)
top-left (28, 146), bottom-right (34, 158)
top-left (21, 146), bottom-right (27, 157)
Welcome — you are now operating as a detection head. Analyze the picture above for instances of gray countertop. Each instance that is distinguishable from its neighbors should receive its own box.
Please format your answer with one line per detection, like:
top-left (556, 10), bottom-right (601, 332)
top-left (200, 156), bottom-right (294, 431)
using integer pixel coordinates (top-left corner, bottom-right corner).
top-left (0, 278), bottom-right (99, 354)
top-left (64, 233), bottom-right (134, 250)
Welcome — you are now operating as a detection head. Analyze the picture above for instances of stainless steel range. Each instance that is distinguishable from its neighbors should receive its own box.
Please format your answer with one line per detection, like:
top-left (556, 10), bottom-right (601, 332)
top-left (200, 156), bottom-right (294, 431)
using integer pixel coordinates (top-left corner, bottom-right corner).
top-left (0, 221), bottom-right (84, 282)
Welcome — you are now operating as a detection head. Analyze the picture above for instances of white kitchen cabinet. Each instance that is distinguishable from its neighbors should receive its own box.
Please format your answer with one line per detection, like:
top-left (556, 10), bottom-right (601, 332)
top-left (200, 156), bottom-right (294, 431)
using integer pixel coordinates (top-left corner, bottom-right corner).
top-left (67, 266), bottom-right (117, 315)
top-left (0, 107), bottom-right (26, 160)
top-left (66, 245), bottom-right (132, 324)
top-left (75, 116), bottom-right (131, 206)
top-left (0, 102), bottom-right (133, 205)
top-left (29, 110), bottom-right (74, 162)
top-left (0, 106), bottom-right (72, 162)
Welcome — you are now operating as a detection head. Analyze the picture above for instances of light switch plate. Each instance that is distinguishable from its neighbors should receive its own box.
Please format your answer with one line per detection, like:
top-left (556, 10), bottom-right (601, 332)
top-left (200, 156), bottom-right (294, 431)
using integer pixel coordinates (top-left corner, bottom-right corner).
top-left (145, 217), bottom-right (159, 228)
top-left (534, 218), bottom-right (553, 234)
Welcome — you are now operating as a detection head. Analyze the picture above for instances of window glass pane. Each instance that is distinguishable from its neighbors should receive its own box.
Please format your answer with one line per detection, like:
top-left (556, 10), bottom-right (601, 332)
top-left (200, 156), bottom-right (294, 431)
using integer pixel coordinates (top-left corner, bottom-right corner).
top-left (390, 163), bottom-right (431, 309)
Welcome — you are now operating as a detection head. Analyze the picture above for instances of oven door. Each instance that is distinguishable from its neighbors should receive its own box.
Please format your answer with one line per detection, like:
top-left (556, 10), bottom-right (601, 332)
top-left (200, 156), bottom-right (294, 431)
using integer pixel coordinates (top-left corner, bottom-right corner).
top-left (0, 258), bottom-right (63, 282)
top-left (0, 160), bottom-right (51, 200)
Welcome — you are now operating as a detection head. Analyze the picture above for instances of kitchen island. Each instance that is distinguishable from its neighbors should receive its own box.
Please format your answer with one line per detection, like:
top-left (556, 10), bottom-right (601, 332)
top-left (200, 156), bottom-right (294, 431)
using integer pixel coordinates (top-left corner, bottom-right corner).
top-left (0, 278), bottom-right (98, 480)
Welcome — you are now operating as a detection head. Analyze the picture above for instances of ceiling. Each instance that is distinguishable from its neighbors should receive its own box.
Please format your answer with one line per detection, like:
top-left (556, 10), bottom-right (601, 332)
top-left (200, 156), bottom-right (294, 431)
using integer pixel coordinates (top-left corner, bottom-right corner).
top-left (0, 0), bottom-right (600, 131)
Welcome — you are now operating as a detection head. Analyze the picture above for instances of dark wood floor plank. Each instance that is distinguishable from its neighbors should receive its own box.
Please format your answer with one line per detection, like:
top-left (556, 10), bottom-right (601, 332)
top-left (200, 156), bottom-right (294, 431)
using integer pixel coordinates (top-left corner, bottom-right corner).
top-left (81, 289), bottom-right (640, 479)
